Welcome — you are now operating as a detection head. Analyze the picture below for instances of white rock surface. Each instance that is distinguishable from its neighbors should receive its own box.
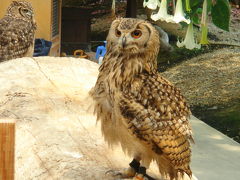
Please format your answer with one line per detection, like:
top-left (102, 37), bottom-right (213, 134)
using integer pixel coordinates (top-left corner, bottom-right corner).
top-left (0, 57), bottom-right (166, 180)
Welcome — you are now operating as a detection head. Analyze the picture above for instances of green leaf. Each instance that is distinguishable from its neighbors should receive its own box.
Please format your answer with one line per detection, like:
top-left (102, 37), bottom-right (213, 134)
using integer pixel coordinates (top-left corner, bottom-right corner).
top-left (192, 14), bottom-right (200, 24)
top-left (196, 8), bottom-right (203, 14)
top-left (211, 0), bottom-right (230, 31)
top-left (190, 0), bottom-right (203, 8)
top-left (207, 0), bottom-right (212, 12)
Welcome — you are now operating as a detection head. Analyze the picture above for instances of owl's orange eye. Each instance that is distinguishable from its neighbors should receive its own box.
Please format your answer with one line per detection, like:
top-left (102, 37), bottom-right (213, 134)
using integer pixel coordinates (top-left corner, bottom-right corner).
top-left (115, 29), bottom-right (121, 37)
top-left (131, 30), bottom-right (142, 39)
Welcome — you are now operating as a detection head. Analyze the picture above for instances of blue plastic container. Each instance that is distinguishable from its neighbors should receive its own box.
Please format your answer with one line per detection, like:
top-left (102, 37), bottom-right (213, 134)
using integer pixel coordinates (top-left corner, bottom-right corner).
top-left (95, 41), bottom-right (107, 61)
top-left (34, 39), bottom-right (52, 56)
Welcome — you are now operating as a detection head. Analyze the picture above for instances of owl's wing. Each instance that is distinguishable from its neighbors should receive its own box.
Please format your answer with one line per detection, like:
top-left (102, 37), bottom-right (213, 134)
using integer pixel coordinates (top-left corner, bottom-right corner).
top-left (0, 16), bottom-right (36, 60)
top-left (119, 73), bottom-right (193, 175)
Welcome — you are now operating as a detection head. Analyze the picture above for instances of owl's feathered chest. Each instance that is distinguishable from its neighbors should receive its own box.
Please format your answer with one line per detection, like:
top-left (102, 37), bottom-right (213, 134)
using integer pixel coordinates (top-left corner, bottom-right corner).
top-left (110, 58), bottom-right (140, 83)
top-left (91, 54), bottom-right (142, 115)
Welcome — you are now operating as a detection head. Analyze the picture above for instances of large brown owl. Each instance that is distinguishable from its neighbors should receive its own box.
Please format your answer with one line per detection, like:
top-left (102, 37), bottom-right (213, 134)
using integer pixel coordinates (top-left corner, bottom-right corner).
top-left (90, 18), bottom-right (194, 180)
top-left (0, 1), bottom-right (36, 62)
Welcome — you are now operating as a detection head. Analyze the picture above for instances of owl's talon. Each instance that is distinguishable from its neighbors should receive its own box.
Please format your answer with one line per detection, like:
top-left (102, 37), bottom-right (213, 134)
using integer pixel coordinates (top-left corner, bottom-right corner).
top-left (105, 169), bottom-right (122, 176)
top-left (105, 167), bottom-right (136, 179)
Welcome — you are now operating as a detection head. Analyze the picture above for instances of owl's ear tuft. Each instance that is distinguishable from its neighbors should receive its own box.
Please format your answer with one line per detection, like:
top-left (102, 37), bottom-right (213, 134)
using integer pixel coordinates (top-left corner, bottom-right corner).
top-left (12, 1), bottom-right (20, 6)
top-left (112, 18), bottom-right (121, 25)
top-left (110, 19), bottom-right (121, 32)
top-left (115, 17), bottom-right (123, 21)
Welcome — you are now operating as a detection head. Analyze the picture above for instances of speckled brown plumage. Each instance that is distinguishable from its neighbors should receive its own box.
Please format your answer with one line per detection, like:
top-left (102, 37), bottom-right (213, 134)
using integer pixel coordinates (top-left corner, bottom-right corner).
top-left (0, 1), bottom-right (36, 62)
top-left (90, 18), bottom-right (193, 180)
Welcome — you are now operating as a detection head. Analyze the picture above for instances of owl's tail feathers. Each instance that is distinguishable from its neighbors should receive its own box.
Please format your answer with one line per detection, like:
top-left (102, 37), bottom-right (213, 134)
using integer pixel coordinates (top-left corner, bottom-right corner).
top-left (182, 173), bottom-right (198, 180)
top-left (155, 156), bottom-right (195, 180)
top-left (155, 156), bottom-right (178, 180)
top-left (190, 174), bottom-right (198, 180)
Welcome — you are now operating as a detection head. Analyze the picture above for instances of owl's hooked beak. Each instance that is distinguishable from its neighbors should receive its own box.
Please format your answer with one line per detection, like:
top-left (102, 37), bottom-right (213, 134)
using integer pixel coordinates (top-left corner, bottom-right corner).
top-left (121, 36), bottom-right (127, 48)
top-left (26, 11), bottom-right (31, 17)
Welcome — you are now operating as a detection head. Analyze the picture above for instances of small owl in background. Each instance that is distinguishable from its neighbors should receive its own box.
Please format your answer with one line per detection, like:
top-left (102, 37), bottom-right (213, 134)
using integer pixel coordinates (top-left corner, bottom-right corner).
top-left (90, 18), bottom-right (194, 180)
top-left (0, 1), bottom-right (36, 62)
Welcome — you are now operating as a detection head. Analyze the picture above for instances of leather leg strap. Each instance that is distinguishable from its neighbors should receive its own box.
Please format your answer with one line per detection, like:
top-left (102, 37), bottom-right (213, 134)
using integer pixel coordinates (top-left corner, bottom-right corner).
top-left (138, 166), bottom-right (146, 175)
top-left (129, 159), bottom-right (155, 180)
top-left (138, 166), bottom-right (156, 180)
top-left (129, 159), bottom-right (140, 172)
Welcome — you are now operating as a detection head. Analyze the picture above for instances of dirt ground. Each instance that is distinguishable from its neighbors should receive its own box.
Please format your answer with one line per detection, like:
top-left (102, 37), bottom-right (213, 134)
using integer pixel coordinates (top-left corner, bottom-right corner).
top-left (161, 47), bottom-right (240, 107)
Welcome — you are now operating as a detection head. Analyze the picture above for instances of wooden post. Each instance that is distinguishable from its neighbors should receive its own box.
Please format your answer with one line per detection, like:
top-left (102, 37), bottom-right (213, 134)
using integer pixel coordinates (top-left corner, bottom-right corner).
top-left (126, 0), bottom-right (137, 18)
top-left (0, 119), bottom-right (15, 180)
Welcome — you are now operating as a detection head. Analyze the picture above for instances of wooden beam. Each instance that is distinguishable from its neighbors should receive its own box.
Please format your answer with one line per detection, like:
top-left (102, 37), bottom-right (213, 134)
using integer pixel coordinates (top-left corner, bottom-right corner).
top-left (0, 119), bottom-right (15, 180)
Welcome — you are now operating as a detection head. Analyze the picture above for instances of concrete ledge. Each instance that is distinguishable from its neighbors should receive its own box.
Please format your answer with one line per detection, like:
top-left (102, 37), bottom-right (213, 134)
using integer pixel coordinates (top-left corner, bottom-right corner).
top-left (190, 116), bottom-right (240, 180)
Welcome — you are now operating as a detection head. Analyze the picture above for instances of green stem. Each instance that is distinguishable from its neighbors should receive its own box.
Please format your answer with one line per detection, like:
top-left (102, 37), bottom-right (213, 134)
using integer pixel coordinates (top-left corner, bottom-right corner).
top-left (185, 0), bottom-right (191, 12)
top-left (200, 25), bottom-right (208, 44)
top-left (200, 0), bottom-right (208, 44)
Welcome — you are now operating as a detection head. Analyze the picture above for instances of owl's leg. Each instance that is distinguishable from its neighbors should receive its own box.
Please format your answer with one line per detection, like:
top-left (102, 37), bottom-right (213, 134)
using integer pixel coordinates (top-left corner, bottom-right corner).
top-left (105, 158), bottom-right (140, 179)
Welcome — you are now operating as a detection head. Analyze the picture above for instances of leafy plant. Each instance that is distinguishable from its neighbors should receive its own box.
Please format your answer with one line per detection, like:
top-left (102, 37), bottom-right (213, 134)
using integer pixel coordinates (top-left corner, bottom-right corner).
top-left (143, 0), bottom-right (231, 49)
